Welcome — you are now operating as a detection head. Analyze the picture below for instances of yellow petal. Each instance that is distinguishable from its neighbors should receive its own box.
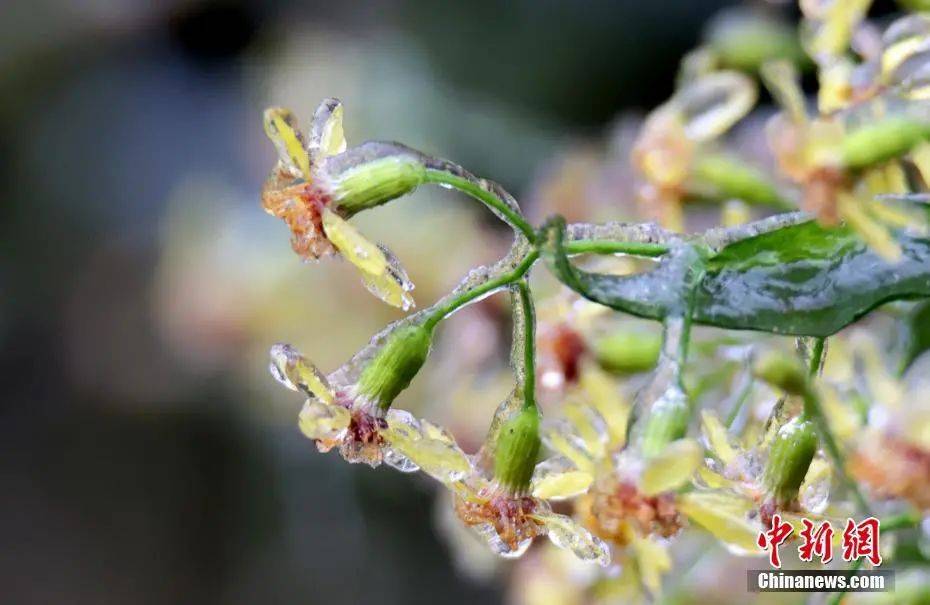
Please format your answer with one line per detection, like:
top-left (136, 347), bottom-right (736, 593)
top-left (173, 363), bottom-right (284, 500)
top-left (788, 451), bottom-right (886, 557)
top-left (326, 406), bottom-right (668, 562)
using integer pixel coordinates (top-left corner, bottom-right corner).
top-left (675, 71), bottom-right (757, 142)
top-left (263, 107), bottom-right (311, 180)
top-left (632, 535), bottom-right (671, 598)
top-left (531, 457), bottom-right (594, 500)
top-left (562, 402), bottom-right (608, 460)
top-left (701, 410), bottom-right (737, 467)
top-left (321, 207), bottom-right (415, 309)
top-left (531, 509), bottom-right (611, 566)
top-left (911, 141), bottom-right (930, 185)
top-left (541, 425), bottom-right (596, 474)
top-left (269, 343), bottom-right (334, 404)
top-left (309, 98), bottom-right (347, 158)
top-left (298, 399), bottom-right (350, 440)
top-left (640, 438), bottom-right (702, 496)
top-left (678, 491), bottom-right (763, 556)
top-left (383, 410), bottom-right (471, 483)
top-left (695, 465), bottom-right (738, 490)
top-left (760, 60), bottom-right (807, 124)
top-left (838, 193), bottom-right (902, 262)
top-left (579, 363), bottom-right (630, 448)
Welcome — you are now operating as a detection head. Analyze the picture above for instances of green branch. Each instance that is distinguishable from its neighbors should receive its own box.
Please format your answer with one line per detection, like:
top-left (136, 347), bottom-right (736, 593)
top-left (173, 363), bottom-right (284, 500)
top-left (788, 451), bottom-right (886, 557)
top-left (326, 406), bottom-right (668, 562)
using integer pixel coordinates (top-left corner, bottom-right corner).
top-left (423, 169), bottom-right (536, 239)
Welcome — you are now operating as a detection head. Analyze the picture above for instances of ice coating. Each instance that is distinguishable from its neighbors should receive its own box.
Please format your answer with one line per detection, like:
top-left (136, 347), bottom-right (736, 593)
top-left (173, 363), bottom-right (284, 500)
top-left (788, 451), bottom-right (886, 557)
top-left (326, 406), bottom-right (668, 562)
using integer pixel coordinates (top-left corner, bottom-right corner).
top-left (509, 283), bottom-right (529, 386)
top-left (565, 221), bottom-right (676, 247)
top-left (422, 155), bottom-right (525, 225)
top-left (702, 211), bottom-right (813, 251)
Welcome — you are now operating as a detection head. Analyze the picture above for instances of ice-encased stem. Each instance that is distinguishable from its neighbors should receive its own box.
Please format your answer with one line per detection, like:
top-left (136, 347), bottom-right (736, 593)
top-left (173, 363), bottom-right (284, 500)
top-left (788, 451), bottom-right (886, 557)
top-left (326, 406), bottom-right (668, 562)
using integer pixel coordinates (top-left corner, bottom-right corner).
top-left (512, 280), bottom-right (537, 411)
top-left (801, 336), bottom-right (873, 516)
top-left (423, 168), bottom-right (535, 239)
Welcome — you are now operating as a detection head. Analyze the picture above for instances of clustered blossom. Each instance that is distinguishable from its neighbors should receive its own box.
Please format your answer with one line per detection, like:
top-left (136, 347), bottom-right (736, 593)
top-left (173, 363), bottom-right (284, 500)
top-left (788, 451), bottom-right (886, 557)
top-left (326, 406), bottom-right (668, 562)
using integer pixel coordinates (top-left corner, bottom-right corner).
top-left (255, 1), bottom-right (930, 600)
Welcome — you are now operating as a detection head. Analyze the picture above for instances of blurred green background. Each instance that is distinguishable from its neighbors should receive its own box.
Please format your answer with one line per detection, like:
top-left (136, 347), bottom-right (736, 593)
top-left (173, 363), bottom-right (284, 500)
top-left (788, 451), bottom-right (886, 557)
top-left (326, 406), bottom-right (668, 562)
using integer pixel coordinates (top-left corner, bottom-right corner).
top-left (0, 0), bottom-right (811, 603)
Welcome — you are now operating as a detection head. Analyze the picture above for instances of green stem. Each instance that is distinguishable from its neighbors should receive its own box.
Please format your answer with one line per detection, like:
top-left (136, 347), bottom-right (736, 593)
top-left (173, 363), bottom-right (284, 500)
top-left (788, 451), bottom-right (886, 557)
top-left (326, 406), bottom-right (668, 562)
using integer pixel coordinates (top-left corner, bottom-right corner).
top-left (424, 250), bottom-right (539, 330)
top-left (423, 169), bottom-right (536, 240)
top-left (561, 239), bottom-right (668, 257)
top-left (423, 237), bottom-right (668, 331)
top-left (725, 373), bottom-right (754, 428)
top-left (515, 280), bottom-right (537, 410)
top-left (802, 337), bottom-right (872, 515)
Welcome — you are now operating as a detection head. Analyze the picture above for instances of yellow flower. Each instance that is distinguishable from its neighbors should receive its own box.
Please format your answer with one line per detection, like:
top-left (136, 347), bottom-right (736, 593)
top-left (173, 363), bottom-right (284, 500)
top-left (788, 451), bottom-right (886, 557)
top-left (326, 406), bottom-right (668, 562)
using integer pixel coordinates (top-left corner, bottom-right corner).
top-left (269, 342), bottom-right (466, 476)
top-left (529, 384), bottom-right (706, 598)
top-left (413, 392), bottom-right (611, 565)
top-left (683, 409), bottom-right (838, 553)
top-left (632, 70), bottom-right (757, 231)
top-left (261, 99), bottom-right (415, 309)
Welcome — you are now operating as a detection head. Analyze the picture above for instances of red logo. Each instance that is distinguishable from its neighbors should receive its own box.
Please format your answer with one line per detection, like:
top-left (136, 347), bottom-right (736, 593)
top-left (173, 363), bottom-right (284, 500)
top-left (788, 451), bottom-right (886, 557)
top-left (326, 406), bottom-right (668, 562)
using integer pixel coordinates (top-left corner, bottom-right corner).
top-left (757, 514), bottom-right (793, 568)
top-left (758, 517), bottom-right (881, 567)
top-left (842, 517), bottom-right (882, 566)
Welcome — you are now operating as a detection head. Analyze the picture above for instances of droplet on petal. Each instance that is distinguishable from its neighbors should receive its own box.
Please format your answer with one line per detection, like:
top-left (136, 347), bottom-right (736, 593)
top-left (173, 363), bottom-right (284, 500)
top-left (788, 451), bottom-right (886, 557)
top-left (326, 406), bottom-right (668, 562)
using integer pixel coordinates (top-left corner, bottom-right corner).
top-left (530, 509), bottom-right (611, 566)
top-left (298, 399), bottom-right (350, 441)
top-left (263, 107), bottom-right (311, 180)
top-left (269, 343), bottom-right (335, 405)
top-left (472, 523), bottom-right (533, 559)
top-left (677, 491), bottom-right (763, 555)
top-left (542, 422), bottom-right (597, 474)
top-left (531, 456), bottom-right (594, 500)
top-left (360, 244), bottom-right (416, 311)
top-left (382, 409), bottom-right (470, 482)
top-left (674, 71), bottom-right (757, 142)
top-left (640, 438), bottom-right (702, 497)
top-left (562, 402), bottom-right (610, 460)
top-left (309, 98), bottom-right (347, 158)
top-left (320, 207), bottom-right (416, 309)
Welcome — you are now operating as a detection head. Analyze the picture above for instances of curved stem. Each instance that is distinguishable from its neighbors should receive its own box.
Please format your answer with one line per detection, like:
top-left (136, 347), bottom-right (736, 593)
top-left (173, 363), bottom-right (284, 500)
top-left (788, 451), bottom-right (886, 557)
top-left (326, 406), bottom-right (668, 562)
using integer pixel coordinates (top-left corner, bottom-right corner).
top-left (422, 238), bottom-right (666, 332)
top-left (423, 169), bottom-right (536, 239)
top-left (424, 250), bottom-right (539, 330)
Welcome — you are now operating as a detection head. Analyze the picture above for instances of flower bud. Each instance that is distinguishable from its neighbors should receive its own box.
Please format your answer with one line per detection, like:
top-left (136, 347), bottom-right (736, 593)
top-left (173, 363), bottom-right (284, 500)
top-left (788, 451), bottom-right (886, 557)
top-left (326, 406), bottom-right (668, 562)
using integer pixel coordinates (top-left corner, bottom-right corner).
top-left (763, 417), bottom-right (818, 507)
top-left (753, 351), bottom-right (809, 396)
top-left (841, 117), bottom-right (930, 170)
top-left (493, 406), bottom-right (542, 495)
top-left (639, 386), bottom-right (690, 458)
top-left (355, 323), bottom-right (435, 412)
top-left (323, 142), bottom-right (427, 216)
top-left (594, 330), bottom-right (661, 375)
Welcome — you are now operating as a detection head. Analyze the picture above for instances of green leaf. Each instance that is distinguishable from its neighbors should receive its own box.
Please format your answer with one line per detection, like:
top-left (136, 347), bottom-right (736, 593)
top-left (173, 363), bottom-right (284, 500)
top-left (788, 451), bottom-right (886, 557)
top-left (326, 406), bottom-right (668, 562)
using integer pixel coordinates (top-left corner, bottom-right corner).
top-left (899, 300), bottom-right (930, 375)
top-left (541, 216), bottom-right (930, 337)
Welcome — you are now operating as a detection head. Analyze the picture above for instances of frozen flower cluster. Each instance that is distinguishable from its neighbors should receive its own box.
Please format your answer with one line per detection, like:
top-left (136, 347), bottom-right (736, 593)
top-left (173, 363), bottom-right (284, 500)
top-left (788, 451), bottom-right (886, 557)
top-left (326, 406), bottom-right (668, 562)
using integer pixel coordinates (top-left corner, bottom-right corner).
top-left (255, 2), bottom-right (930, 602)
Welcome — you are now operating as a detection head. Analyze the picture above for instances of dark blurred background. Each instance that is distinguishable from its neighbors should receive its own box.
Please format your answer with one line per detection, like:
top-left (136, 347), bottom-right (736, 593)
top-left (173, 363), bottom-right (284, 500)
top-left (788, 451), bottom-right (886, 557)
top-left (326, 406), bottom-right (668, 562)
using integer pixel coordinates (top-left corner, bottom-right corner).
top-left (0, 1), bottom-right (750, 603)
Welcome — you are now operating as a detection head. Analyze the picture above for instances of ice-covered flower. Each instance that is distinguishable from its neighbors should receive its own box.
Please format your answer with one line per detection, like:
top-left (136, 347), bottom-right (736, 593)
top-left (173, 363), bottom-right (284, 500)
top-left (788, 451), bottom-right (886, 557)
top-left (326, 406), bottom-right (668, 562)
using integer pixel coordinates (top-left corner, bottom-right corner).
top-left (261, 99), bottom-right (426, 309)
top-left (529, 383), bottom-right (702, 597)
top-left (632, 70), bottom-right (757, 230)
top-left (268, 330), bottom-right (467, 478)
top-left (681, 354), bottom-right (838, 556)
top-left (427, 397), bottom-right (612, 565)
